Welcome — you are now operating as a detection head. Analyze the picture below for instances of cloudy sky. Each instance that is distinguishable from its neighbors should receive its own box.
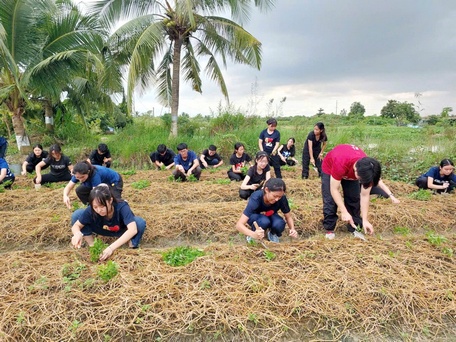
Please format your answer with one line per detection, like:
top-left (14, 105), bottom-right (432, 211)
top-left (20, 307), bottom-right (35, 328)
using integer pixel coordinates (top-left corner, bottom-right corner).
top-left (128, 1), bottom-right (456, 117)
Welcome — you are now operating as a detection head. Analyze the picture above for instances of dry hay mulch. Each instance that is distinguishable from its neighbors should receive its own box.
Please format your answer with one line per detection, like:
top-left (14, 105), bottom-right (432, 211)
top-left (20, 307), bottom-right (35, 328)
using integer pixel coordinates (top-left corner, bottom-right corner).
top-left (0, 239), bottom-right (455, 341)
top-left (0, 167), bottom-right (455, 340)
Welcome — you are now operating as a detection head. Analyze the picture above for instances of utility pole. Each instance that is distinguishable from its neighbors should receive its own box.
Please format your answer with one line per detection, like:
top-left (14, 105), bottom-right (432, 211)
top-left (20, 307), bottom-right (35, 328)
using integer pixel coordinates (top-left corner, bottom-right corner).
top-left (336, 100), bottom-right (338, 115)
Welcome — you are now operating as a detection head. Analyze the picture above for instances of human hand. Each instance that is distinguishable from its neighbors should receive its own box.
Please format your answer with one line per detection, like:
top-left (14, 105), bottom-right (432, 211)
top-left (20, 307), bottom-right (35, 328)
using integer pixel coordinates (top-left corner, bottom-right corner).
top-left (318, 153), bottom-right (323, 160)
top-left (99, 246), bottom-right (114, 261)
top-left (35, 176), bottom-right (42, 185)
top-left (289, 228), bottom-right (298, 238)
top-left (71, 232), bottom-right (83, 249)
top-left (251, 184), bottom-right (259, 190)
top-left (310, 158), bottom-right (315, 166)
top-left (252, 226), bottom-right (264, 240)
top-left (341, 211), bottom-right (354, 227)
top-left (390, 195), bottom-right (400, 204)
top-left (362, 220), bottom-right (374, 235)
top-left (63, 195), bottom-right (72, 209)
top-left (443, 182), bottom-right (450, 189)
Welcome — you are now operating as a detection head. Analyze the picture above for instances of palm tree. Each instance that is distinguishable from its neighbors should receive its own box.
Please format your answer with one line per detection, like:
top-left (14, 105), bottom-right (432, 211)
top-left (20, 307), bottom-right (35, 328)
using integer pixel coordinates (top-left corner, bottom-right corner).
top-left (91, 0), bottom-right (274, 136)
top-left (0, 0), bottom-right (114, 151)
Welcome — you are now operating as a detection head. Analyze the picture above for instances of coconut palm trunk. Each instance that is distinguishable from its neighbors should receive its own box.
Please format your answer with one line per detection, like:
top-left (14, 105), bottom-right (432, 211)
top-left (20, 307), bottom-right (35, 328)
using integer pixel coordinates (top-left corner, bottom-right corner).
top-left (170, 37), bottom-right (183, 137)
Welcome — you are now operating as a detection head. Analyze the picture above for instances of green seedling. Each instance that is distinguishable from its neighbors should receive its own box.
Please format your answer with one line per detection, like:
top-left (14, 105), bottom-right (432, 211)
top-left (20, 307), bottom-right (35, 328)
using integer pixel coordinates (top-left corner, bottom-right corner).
top-left (408, 189), bottom-right (432, 201)
top-left (131, 179), bottom-right (150, 189)
top-left (426, 231), bottom-right (447, 246)
top-left (97, 260), bottom-right (119, 281)
top-left (89, 238), bottom-right (109, 262)
top-left (162, 246), bottom-right (205, 267)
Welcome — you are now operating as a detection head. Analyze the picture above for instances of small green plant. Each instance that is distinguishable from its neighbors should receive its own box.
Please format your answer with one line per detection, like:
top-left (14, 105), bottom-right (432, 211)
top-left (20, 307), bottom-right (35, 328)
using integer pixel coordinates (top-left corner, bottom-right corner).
top-left (187, 174), bottom-right (198, 182)
top-left (62, 261), bottom-right (87, 283)
top-left (393, 226), bottom-right (410, 235)
top-left (97, 260), bottom-right (119, 282)
top-left (405, 241), bottom-right (413, 249)
top-left (51, 214), bottom-right (61, 222)
top-left (28, 276), bottom-right (49, 291)
top-left (72, 201), bottom-right (83, 211)
top-left (248, 313), bottom-right (259, 324)
top-left (212, 178), bottom-right (231, 185)
top-left (162, 246), bottom-right (205, 267)
top-left (70, 320), bottom-right (81, 334)
top-left (167, 174), bottom-right (175, 182)
top-left (442, 247), bottom-right (453, 258)
top-left (131, 179), bottom-right (151, 189)
top-left (0, 180), bottom-right (13, 192)
top-left (287, 197), bottom-right (298, 210)
top-left (120, 169), bottom-right (136, 176)
top-left (200, 280), bottom-right (211, 289)
top-left (426, 231), bottom-right (447, 246)
top-left (89, 238), bottom-right (109, 263)
top-left (408, 189), bottom-right (432, 201)
top-left (264, 250), bottom-right (276, 261)
top-left (240, 166), bottom-right (249, 175)
top-left (16, 311), bottom-right (25, 325)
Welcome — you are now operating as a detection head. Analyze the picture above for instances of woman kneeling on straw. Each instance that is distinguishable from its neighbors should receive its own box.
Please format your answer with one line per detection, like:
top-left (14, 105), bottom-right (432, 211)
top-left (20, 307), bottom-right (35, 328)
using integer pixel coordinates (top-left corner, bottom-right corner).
top-left (236, 178), bottom-right (298, 244)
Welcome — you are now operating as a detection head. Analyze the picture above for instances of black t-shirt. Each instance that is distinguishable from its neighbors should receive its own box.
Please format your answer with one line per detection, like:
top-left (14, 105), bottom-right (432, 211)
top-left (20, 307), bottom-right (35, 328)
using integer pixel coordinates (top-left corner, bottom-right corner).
top-left (26, 150), bottom-right (49, 167)
top-left (150, 149), bottom-right (176, 165)
top-left (43, 155), bottom-right (72, 176)
top-left (280, 144), bottom-right (295, 158)
top-left (89, 149), bottom-right (111, 165)
top-left (304, 131), bottom-right (327, 153)
top-left (201, 149), bottom-right (222, 164)
top-left (229, 153), bottom-right (252, 171)
top-left (246, 164), bottom-right (270, 185)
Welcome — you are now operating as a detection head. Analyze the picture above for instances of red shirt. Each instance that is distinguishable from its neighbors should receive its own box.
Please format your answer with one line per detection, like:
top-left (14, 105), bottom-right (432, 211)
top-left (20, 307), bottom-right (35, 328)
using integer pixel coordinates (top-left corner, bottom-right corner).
top-left (322, 144), bottom-right (367, 181)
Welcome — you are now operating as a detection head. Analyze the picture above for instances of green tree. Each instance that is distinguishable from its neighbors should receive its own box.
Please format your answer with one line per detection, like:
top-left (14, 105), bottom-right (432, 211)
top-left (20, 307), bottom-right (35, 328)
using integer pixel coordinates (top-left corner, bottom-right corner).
top-left (380, 100), bottom-right (420, 126)
top-left (91, 0), bottom-right (273, 137)
top-left (348, 101), bottom-right (365, 118)
top-left (440, 107), bottom-right (452, 118)
top-left (0, 0), bottom-right (117, 150)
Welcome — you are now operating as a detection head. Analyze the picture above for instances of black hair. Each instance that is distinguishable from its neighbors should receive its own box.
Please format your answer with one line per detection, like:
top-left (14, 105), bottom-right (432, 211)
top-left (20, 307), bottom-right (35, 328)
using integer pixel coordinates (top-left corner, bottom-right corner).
top-left (355, 157), bottom-right (381, 189)
top-left (88, 184), bottom-right (118, 219)
top-left (33, 144), bottom-right (44, 150)
top-left (49, 144), bottom-right (62, 161)
top-left (255, 151), bottom-right (269, 164)
top-left (73, 161), bottom-right (95, 178)
top-left (440, 159), bottom-right (454, 168)
top-left (234, 142), bottom-right (244, 152)
top-left (288, 137), bottom-right (295, 144)
top-left (266, 118), bottom-right (277, 126)
top-left (208, 144), bottom-right (217, 151)
top-left (157, 144), bottom-right (167, 154)
top-left (314, 122), bottom-right (326, 140)
top-left (177, 143), bottom-right (188, 151)
top-left (98, 143), bottom-right (108, 153)
top-left (264, 178), bottom-right (286, 192)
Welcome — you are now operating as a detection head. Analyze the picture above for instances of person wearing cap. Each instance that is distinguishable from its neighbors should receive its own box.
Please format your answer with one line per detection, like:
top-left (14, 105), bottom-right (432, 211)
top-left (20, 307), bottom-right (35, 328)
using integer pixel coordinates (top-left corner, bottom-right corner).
top-left (88, 143), bottom-right (112, 168)
top-left (258, 118), bottom-right (283, 178)
top-left (150, 144), bottom-right (176, 170)
top-left (321, 144), bottom-right (399, 240)
top-left (199, 144), bottom-right (224, 169)
top-left (172, 143), bottom-right (202, 181)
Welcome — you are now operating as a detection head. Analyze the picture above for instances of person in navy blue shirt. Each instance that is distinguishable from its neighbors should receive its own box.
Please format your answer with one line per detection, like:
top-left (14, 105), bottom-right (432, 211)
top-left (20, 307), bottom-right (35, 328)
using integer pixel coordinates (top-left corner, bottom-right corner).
top-left (172, 143), bottom-right (201, 181)
top-left (415, 159), bottom-right (456, 193)
top-left (236, 178), bottom-right (298, 244)
top-left (63, 161), bottom-right (123, 208)
top-left (258, 118), bottom-right (282, 178)
top-left (70, 184), bottom-right (146, 261)
top-left (0, 157), bottom-right (15, 188)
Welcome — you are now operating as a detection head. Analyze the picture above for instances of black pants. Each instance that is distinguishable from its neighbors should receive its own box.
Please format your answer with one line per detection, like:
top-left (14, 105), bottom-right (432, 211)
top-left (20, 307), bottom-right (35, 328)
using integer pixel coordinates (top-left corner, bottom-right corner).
top-left (26, 163), bottom-right (49, 174)
top-left (0, 175), bottom-right (15, 188)
top-left (321, 172), bottom-right (362, 232)
top-left (228, 170), bottom-right (244, 181)
top-left (268, 154), bottom-right (282, 178)
top-left (239, 188), bottom-right (254, 200)
top-left (302, 147), bottom-right (322, 178)
top-left (415, 176), bottom-right (455, 193)
top-left (76, 177), bottom-right (124, 205)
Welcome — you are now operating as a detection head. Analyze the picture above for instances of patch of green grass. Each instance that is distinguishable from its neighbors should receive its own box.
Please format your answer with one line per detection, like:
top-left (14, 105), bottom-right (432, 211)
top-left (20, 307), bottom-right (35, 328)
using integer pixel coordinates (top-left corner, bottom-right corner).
top-left (442, 247), bottom-right (453, 258)
top-left (89, 238), bottom-right (109, 263)
top-left (408, 189), bottom-right (432, 201)
top-left (187, 174), bottom-right (198, 182)
top-left (264, 250), bottom-right (276, 261)
top-left (211, 178), bottom-right (231, 185)
top-left (131, 179), bottom-right (151, 190)
top-left (287, 197), bottom-right (298, 210)
top-left (119, 169), bottom-right (137, 176)
top-left (393, 226), bottom-right (410, 235)
top-left (162, 246), bottom-right (205, 267)
top-left (426, 231), bottom-right (447, 246)
top-left (97, 260), bottom-right (119, 282)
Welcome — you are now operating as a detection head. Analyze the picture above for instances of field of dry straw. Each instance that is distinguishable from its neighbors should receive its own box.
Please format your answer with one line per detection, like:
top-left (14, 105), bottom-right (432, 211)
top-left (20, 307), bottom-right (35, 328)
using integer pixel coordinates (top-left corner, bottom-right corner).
top-left (0, 167), bottom-right (455, 341)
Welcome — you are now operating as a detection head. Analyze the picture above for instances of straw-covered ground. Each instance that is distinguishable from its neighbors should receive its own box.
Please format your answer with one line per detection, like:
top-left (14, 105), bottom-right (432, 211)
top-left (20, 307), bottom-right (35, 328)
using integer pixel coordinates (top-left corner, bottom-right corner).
top-left (0, 167), bottom-right (455, 341)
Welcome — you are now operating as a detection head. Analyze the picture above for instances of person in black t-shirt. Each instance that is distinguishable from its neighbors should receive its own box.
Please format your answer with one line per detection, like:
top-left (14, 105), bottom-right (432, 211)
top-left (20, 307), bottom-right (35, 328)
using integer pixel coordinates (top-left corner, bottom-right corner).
top-left (227, 142), bottom-right (253, 181)
top-left (21, 144), bottom-right (49, 175)
top-left (278, 138), bottom-right (299, 166)
top-left (34, 144), bottom-right (73, 187)
top-left (199, 144), bottom-right (224, 169)
top-left (88, 143), bottom-right (112, 168)
top-left (149, 144), bottom-right (176, 170)
top-left (239, 151), bottom-right (271, 200)
top-left (302, 122), bottom-right (327, 179)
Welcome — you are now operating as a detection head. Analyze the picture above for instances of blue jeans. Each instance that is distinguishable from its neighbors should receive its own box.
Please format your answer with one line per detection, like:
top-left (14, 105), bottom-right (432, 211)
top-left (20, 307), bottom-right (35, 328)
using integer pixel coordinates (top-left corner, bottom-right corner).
top-left (71, 209), bottom-right (146, 248)
top-left (247, 213), bottom-right (286, 237)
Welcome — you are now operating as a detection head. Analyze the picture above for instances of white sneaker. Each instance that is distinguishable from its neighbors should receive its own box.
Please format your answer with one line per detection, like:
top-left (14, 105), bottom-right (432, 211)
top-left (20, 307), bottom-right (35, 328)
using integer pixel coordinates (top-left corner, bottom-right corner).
top-left (325, 231), bottom-right (335, 240)
top-left (267, 231), bottom-right (280, 243)
top-left (353, 231), bottom-right (366, 241)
